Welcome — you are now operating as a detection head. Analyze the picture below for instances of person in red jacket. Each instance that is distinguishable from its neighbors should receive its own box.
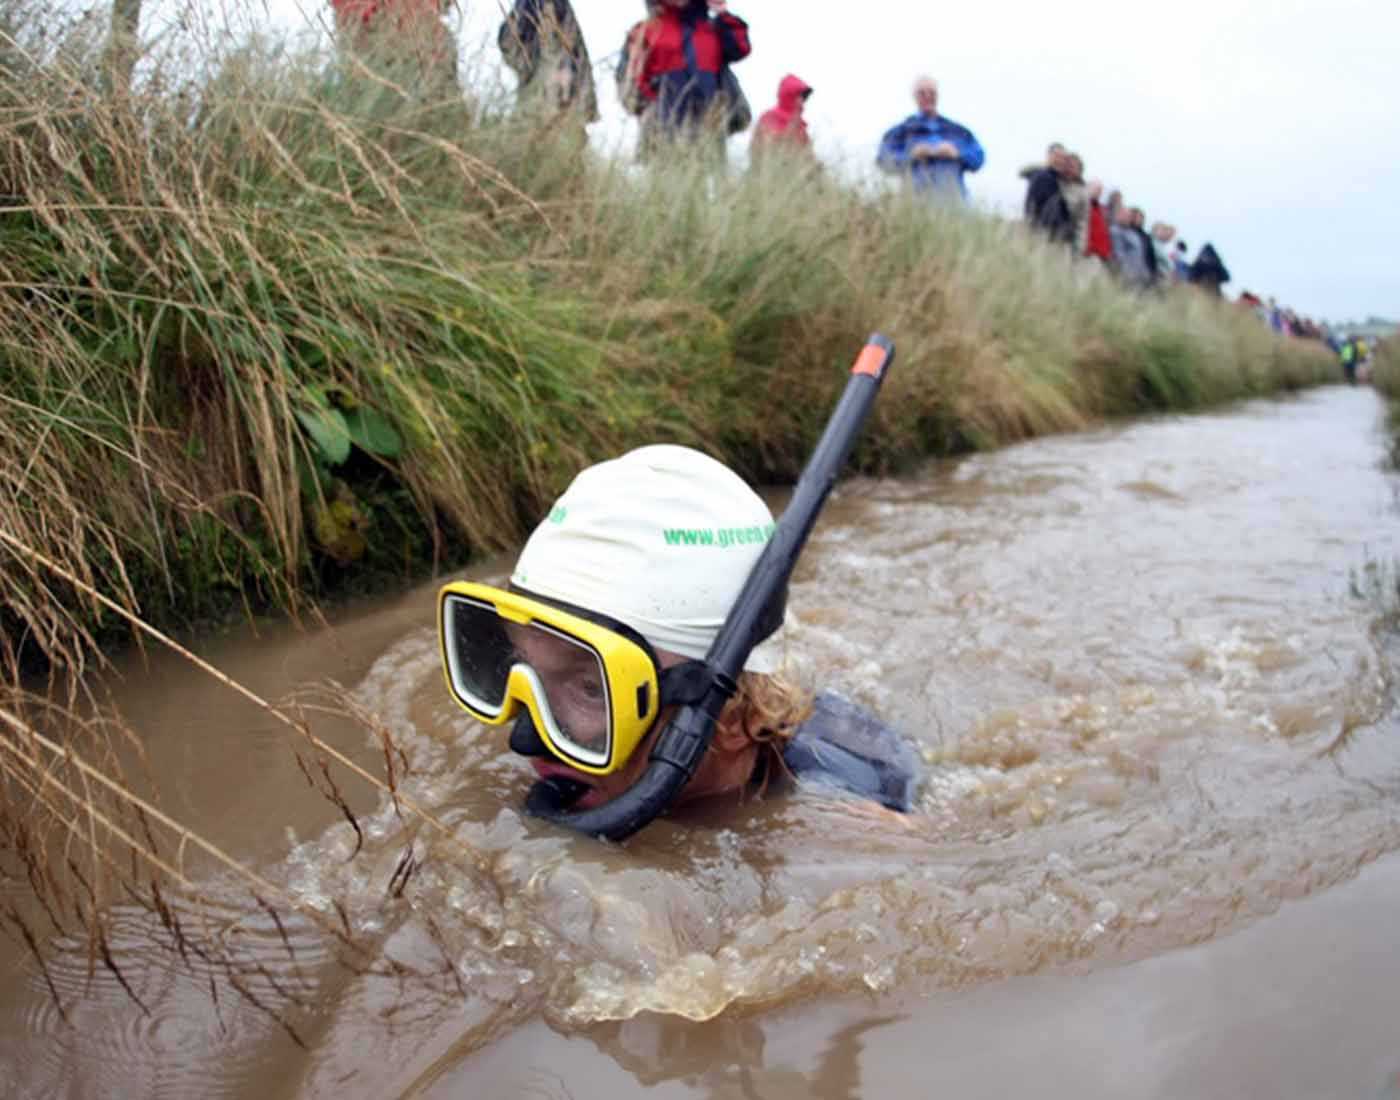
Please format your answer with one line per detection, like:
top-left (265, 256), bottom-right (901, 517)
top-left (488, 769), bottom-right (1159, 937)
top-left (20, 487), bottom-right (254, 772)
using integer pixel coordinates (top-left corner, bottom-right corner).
top-left (749, 73), bottom-right (813, 167)
top-left (632, 0), bottom-right (751, 148)
top-left (1083, 178), bottom-right (1113, 263)
top-left (330, 0), bottom-right (456, 91)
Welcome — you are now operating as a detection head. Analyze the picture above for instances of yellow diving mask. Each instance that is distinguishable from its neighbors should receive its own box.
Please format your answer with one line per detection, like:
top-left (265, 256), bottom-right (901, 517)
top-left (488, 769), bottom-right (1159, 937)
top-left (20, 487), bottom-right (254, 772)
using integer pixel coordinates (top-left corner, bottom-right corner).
top-left (438, 581), bottom-right (691, 775)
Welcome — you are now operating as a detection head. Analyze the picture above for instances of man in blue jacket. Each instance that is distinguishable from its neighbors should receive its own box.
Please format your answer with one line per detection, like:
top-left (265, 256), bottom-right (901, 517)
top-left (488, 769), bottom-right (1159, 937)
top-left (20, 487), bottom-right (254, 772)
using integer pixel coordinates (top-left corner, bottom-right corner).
top-left (876, 76), bottom-right (985, 201)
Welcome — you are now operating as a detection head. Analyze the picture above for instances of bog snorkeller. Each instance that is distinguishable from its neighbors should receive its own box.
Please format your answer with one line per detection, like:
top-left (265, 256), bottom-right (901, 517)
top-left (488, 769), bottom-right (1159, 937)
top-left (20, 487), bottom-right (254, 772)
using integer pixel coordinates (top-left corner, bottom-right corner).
top-left (438, 337), bottom-right (920, 838)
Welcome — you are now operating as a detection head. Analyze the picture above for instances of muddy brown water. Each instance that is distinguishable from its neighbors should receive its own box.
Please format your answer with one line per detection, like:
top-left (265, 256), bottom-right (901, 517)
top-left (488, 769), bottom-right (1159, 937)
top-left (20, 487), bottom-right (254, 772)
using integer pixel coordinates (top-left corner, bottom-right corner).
top-left (3, 385), bottom-right (1399, 1098)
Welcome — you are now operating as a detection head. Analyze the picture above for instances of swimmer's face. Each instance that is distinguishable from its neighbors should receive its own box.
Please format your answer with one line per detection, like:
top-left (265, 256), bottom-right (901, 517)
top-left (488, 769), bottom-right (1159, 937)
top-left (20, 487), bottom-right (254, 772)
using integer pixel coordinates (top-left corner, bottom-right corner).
top-left (504, 631), bottom-right (756, 811)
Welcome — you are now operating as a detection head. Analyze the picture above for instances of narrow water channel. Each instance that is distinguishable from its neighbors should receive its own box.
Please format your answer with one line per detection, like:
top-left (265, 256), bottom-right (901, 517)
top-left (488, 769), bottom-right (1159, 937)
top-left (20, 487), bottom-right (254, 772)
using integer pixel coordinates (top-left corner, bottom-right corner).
top-left (2, 384), bottom-right (1397, 1098)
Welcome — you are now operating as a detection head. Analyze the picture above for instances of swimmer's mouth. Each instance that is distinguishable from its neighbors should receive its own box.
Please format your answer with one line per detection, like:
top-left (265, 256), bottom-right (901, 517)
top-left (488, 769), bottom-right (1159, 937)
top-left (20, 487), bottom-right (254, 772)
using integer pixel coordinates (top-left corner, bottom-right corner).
top-left (527, 761), bottom-right (594, 813)
top-left (526, 775), bottom-right (592, 814)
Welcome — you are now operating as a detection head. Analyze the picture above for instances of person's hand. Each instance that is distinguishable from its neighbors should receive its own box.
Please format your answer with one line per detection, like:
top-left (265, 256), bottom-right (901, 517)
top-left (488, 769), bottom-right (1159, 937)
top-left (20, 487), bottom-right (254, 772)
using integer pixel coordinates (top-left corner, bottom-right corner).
top-left (929, 140), bottom-right (959, 160)
top-left (909, 141), bottom-right (939, 161)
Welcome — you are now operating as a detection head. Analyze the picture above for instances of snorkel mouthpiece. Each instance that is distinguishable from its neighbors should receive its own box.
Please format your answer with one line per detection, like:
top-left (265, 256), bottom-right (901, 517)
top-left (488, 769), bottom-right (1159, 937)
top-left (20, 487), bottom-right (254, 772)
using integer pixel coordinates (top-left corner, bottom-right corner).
top-left (529, 334), bottom-right (896, 841)
top-left (526, 775), bottom-right (592, 814)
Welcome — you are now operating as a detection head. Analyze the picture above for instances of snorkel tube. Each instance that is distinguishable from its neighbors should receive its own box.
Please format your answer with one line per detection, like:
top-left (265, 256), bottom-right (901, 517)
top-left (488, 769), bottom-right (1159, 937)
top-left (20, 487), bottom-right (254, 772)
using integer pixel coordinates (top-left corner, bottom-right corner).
top-left (526, 334), bottom-right (897, 841)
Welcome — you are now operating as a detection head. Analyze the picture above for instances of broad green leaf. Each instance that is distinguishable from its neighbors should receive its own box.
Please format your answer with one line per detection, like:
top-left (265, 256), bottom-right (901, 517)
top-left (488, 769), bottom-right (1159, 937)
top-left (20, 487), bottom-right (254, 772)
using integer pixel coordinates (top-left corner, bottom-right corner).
top-left (344, 406), bottom-right (403, 458)
top-left (295, 406), bottom-right (351, 465)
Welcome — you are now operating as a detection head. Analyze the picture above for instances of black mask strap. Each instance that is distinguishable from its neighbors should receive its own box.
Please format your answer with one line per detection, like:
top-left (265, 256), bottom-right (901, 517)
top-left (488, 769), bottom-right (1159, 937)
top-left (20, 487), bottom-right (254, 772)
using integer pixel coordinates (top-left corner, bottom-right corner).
top-left (658, 659), bottom-right (728, 708)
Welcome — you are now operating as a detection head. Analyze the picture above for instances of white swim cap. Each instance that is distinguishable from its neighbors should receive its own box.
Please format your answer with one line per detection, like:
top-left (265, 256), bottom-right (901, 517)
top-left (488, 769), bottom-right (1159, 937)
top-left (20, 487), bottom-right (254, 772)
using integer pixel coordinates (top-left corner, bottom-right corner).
top-left (511, 445), bottom-right (783, 672)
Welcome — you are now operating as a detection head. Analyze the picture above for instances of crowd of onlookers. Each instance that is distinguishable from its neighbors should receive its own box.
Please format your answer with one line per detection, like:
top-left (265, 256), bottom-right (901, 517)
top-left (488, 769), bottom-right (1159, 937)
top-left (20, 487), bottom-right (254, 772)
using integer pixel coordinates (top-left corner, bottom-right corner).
top-left (1013, 140), bottom-right (1350, 353)
top-left (1019, 142), bottom-right (1228, 296)
top-left (1235, 291), bottom-right (1389, 382)
top-left (330, 0), bottom-right (1354, 363)
top-left (1236, 292), bottom-right (1325, 340)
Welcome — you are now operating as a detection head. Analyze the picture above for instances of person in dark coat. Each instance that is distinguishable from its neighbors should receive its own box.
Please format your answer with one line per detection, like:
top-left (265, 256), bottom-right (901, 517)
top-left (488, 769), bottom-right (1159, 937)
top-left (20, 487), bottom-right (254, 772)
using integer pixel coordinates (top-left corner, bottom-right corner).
top-left (1022, 147), bottom-right (1073, 243)
top-left (497, 0), bottom-right (599, 122)
top-left (1188, 243), bottom-right (1231, 295)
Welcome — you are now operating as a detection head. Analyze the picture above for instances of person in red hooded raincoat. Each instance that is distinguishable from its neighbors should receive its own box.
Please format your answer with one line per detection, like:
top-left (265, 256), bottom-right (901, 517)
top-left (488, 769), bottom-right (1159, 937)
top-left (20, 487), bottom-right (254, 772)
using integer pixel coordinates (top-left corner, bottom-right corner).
top-left (749, 73), bottom-right (814, 168)
top-left (330, 0), bottom-right (456, 91)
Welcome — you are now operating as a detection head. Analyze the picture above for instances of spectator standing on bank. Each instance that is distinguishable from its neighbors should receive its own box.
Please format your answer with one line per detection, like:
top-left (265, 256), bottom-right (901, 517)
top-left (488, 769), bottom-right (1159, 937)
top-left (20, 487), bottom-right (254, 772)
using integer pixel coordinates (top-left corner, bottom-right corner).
top-left (626, 0), bottom-right (751, 153)
top-left (1129, 208), bottom-right (1160, 287)
top-left (1110, 204), bottom-right (1152, 289)
top-left (1019, 142), bottom-right (1065, 185)
top-left (497, 0), bottom-right (598, 122)
top-left (1187, 242), bottom-right (1230, 295)
top-left (330, 0), bottom-right (456, 92)
top-left (876, 76), bottom-right (985, 202)
top-left (1083, 179), bottom-right (1112, 263)
top-left (1023, 147), bottom-right (1073, 243)
top-left (1149, 222), bottom-right (1176, 281)
top-left (1061, 153), bottom-right (1089, 253)
top-left (1172, 240), bottom-right (1190, 280)
top-left (750, 74), bottom-right (814, 167)
top-left (1339, 336), bottom-right (1358, 384)
top-left (1105, 188), bottom-right (1123, 229)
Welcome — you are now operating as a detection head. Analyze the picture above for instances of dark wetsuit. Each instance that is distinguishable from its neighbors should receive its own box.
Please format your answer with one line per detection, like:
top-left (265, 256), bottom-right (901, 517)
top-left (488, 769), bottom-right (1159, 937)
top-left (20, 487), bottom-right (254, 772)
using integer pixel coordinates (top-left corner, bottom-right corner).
top-left (778, 692), bottom-right (922, 812)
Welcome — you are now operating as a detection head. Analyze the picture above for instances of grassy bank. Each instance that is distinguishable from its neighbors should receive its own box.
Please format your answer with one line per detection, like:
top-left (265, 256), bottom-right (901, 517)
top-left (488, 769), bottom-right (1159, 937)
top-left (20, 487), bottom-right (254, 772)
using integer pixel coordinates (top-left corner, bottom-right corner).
top-left (0, 8), bottom-right (1335, 674)
top-left (1372, 339), bottom-right (1400, 467)
top-left (1371, 338), bottom-right (1400, 405)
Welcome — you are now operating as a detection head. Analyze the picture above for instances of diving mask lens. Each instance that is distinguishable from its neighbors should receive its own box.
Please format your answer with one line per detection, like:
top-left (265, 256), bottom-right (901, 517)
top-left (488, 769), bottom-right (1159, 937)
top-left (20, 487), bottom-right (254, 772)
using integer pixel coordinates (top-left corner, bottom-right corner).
top-left (442, 594), bottom-right (511, 716)
top-left (504, 623), bottom-right (612, 765)
top-left (441, 591), bottom-right (615, 768)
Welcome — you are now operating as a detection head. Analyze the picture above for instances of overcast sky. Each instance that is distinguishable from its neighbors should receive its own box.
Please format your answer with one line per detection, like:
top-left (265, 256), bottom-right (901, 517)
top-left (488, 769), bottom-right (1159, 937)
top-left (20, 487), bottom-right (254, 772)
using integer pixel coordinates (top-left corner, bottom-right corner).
top-left (255, 0), bottom-right (1397, 323)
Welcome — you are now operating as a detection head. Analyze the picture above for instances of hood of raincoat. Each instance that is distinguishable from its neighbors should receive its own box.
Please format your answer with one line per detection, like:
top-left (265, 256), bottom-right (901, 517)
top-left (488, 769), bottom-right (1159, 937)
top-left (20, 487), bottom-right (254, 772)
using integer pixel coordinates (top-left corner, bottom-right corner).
top-left (776, 73), bottom-right (812, 113)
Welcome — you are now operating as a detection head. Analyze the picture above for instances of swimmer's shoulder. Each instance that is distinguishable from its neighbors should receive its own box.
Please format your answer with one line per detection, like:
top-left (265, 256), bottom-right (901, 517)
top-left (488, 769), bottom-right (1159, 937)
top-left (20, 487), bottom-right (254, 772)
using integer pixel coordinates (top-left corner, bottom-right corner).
top-left (780, 691), bottom-right (922, 812)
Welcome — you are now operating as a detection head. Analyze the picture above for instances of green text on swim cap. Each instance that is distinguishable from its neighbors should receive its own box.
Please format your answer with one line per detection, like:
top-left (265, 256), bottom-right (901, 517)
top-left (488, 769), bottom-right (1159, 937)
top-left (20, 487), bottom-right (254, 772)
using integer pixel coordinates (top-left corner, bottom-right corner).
top-left (662, 523), bottom-right (776, 549)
